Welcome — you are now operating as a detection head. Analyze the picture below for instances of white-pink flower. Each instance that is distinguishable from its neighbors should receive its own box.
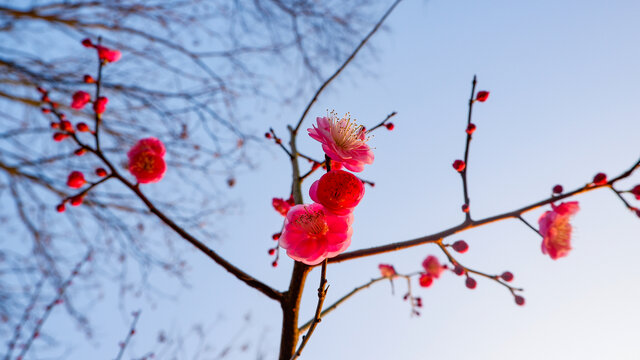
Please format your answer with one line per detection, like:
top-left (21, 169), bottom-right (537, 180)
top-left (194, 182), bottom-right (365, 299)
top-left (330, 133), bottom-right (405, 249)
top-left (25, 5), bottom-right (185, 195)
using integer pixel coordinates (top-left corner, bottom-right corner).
top-left (307, 112), bottom-right (374, 172)
top-left (279, 203), bottom-right (353, 265)
top-left (538, 201), bottom-right (580, 260)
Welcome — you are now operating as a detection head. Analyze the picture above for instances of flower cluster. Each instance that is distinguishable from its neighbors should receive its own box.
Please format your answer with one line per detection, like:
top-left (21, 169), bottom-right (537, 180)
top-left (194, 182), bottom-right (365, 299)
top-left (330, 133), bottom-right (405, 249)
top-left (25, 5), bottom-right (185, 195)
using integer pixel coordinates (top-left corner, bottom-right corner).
top-left (278, 112), bottom-right (371, 265)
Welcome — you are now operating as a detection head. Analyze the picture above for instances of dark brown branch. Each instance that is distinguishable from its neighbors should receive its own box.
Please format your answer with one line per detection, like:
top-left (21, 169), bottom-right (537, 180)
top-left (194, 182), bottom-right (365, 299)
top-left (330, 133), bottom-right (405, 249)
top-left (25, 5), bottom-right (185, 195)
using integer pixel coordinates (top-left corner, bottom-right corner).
top-left (460, 76), bottom-right (477, 221)
top-left (329, 156), bottom-right (640, 263)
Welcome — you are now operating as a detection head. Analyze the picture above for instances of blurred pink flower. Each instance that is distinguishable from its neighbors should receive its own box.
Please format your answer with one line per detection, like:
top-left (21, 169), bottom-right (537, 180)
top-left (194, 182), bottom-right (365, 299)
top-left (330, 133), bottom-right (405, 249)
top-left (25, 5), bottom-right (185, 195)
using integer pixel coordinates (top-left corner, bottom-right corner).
top-left (96, 45), bottom-right (122, 63)
top-left (538, 201), bottom-right (580, 260)
top-left (128, 138), bottom-right (167, 184)
top-left (71, 91), bottom-right (91, 109)
top-left (308, 112), bottom-right (373, 172)
top-left (309, 170), bottom-right (364, 215)
top-left (279, 203), bottom-right (353, 265)
top-left (378, 264), bottom-right (396, 278)
top-left (422, 255), bottom-right (444, 279)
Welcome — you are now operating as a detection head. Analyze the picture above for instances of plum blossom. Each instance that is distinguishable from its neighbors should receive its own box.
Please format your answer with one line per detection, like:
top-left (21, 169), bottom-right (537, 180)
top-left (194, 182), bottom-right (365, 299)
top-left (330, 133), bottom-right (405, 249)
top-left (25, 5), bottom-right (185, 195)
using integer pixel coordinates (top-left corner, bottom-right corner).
top-left (378, 264), bottom-right (396, 278)
top-left (96, 45), bottom-right (122, 63)
top-left (272, 196), bottom-right (295, 216)
top-left (422, 255), bottom-right (444, 279)
top-left (128, 138), bottom-right (167, 184)
top-left (279, 203), bottom-right (353, 265)
top-left (307, 112), bottom-right (373, 172)
top-left (309, 170), bottom-right (364, 215)
top-left (71, 91), bottom-right (91, 109)
top-left (538, 201), bottom-right (580, 260)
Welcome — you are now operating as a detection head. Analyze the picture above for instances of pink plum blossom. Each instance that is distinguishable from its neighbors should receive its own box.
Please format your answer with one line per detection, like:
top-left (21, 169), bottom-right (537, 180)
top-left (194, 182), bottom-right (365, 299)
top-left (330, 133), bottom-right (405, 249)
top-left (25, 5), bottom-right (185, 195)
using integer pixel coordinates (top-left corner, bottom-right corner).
top-left (378, 264), bottom-right (396, 278)
top-left (538, 201), bottom-right (580, 260)
top-left (127, 138), bottom-right (167, 184)
top-left (422, 255), bottom-right (444, 279)
top-left (279, 203), bottom-right (353, 265)
top-left (71, 91), bottom-right (91, 109)
top-left (307, 112), bottom-right (374, 172)
top-left (96, 45), bottom-right (122, 63)
top-left (309, 170), bottom-right (364, 215)
top-left (127, 137), bottom-right (166, 158)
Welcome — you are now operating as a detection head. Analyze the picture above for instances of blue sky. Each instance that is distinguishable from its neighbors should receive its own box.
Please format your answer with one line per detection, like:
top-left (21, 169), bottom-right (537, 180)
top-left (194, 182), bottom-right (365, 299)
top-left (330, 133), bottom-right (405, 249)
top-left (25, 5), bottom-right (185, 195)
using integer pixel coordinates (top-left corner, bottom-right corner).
top-left (33, 0), bottom-right (640, 359)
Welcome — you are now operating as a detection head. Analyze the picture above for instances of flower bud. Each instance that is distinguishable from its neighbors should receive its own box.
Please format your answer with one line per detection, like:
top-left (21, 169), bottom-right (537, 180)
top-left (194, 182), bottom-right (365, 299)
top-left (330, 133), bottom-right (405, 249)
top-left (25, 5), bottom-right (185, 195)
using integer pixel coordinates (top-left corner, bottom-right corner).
top-left (83, 75), bottom-right (95, 83)
top-left (95, 168), bottom-right (107, 177)
top-left (465, 277), bottom-right (477, 289)
top-left (81, 38), bottom-right (94, 47)
top-left (592, 172), bottom-right (607, 186)
top-left (500, 271), bottom-right (514, 282)
top-left (385, 123), bottom-right (395, 130)
top-left (475, 91), bottom-right (489, 102)
top-left (451, 240), bottom-right (469, 253)
top-left (466, 123), bottom-right (476, 135)
top-left (462, 204), bottom-right (469, 213)
top-left (452, 160), bottom-right (466, 172)
top-left (552, 184), bottom-right (563, 194)
top-left (67, 171), bottom-right (86, 189)
top-left (93, 96), bottom-right (108, 114)
top-left (76, 122), bottom-right (90, 132)
top-left (418, 273), bottom-right (433, 288)
top-left (515, 295), bottom-right (525, 306)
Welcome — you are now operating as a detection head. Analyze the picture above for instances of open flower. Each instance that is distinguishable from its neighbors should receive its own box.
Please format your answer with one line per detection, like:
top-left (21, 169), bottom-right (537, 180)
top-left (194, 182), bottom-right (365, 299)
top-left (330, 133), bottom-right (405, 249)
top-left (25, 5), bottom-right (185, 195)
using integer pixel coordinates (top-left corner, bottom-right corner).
top-left (422, 255), bottom-right (444, 279)
top-left (309, 170), bottom-right (365, 215)
top-left (128, 138), bottom-right (166, 184)
top-left (539, 201), bottom-right (580, 260)
top-left (279, 203), bottom-right (353, 265)
top-left (307, 112), bottom-right (374, 172)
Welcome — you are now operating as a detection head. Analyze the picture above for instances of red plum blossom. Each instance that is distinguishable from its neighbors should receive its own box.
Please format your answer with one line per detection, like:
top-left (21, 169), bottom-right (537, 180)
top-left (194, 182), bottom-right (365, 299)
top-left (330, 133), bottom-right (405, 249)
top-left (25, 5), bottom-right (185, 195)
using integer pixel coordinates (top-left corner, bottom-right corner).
top-left (538, 201), bottom-right (580, 260)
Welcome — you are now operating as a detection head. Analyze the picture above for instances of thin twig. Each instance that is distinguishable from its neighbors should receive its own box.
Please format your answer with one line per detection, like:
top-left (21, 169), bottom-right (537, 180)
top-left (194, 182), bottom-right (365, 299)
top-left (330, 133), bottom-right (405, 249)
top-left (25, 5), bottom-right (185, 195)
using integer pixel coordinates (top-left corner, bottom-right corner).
top-left (114, 310), bottom-right (141, 360)
top-left (292, 0), bottom-right (404, 134)
top-left (367, 111), bottom-right (397, 133)
top-left (517, 215), bottom-right (541, 236)
top-left (290, 259), bottom-right (328, 360)
top-left (460, 75), bottom-right (477, 221)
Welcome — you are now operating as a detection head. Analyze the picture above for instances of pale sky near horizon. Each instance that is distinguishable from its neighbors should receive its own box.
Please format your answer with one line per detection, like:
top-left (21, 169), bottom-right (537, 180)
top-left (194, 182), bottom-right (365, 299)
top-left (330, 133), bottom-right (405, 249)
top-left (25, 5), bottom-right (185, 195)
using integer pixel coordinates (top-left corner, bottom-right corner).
top-left (24, 0), bottom-right (640, 359)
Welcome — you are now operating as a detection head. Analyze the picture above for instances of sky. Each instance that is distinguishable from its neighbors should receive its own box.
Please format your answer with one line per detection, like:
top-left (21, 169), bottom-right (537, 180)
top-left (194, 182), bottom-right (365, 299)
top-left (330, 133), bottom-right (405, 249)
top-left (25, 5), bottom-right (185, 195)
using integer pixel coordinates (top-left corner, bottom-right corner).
top-left (19, 0), bottom-right (640, 359)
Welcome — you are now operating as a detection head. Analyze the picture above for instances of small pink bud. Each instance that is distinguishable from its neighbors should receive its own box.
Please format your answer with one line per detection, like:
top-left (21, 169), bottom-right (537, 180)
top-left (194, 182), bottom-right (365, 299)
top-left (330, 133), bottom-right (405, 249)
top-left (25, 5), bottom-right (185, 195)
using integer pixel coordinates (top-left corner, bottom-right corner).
top-left (271, 261), bottom-right (278, 267)
top-left (265, 132), bottom-right (272, 139)
top-left (41, 108), bottom-right (51, 114)
top-left (452, 159), bottom-right (466, 172)
top-left (71, 91), bottom-right (91, 110)
top-left (500, 271), bottom-right (514, 282)
top-left (70, 195), bottom-right (84, 206)
top-left (631, 185), bottom-right (640, 200)
top-left (465, 277), bottom-right (477, 289)
top-left (593, 172), bottom-right (607, 186)
top-left (50, 122), bottom-right (60, 129)
top-left (553, 184), bottom-right (563, 194)
top-left (96, 45), bottom-right (122, 63)
top-left (74, 148), bottom-right (87, 156)
top-left (83, 75), bottom-right (95, 83)
top-left (385, 123), bottom-right (395, 130)
top-left (272, 233), bottom-right (281, 241)
top-left (61, 120), bottom-right (74, 132)
top-left (268, 248), bottom-right (275, 256)
top-left (452, 240), bottom-right (469, 253)
top-left (95, 168), bottom-right (107, 177)
top-left (466, 123), bottom-right (476, 135)
top-left (515, 295), bottom-right (525, 306)
top-left (475, 91), bottom-right (490, 102)
top-left (461, 204), bottom-right (469, 213)
top-left (56, 203), bottom-right (66, 213)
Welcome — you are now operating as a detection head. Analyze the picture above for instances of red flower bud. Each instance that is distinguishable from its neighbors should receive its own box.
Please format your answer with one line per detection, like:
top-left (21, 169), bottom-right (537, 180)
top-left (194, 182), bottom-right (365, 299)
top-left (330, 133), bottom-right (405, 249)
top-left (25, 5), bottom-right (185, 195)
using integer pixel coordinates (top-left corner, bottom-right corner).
top-left (451, 240), bottom-right (469, 253)
top-left (61, 120), bottom-right (74, 132)
top-left (465, 277), bottom-right (477, 289)
top-left (93, 96), bottom-right (108, 114)
top-left (95, 168), bottom-right (107, 177)
top-left (552, 184), bottom-right (563, 194)
top-left (500, 271), bottom-right (514, 282)
top-left (385, 123), bottom-right (395, 130)
top-left (265, 132), bottom-right (272, 139)
top-left (74, 148), bottom-right (87, 156)
top-left (452, 159), bottom-right (466, 172)
top-left (466, 123), bottom-right (476, 135)
top-left (461, 204), bottom-right (469, 213)
top-left (271, 261), bottom-right (278, 267)
top-left (71, 91), bottom-right (91, 110)
top-left (83, 75), bottom-right (95, 83)
top-left (76, 122), bottom-right (90, 132)
top-left (56, 203), bottom-right (66, 213)
top-left (81, 38), bottom-right (94, 47)
top-left (70, 195), bottom-right (84, 206)
top-left (515, 295), bottom-right (525, 306)
top-left (96, 45), bottom-right (122, 63)
top-left (272, 232), bottom-right (281, 241)
top-left (475, 91), bottom-right (490, 102)
top-left (50, 122), bottom-right (59, 129)
top-left (453, 264), bottom-right (465, 276)
top-left (268, 248), bottom-right (276, 256)
top-left (593, 172), bottom-right (607, 186)
top-left (67, 171), bottom-right (86, 189)
top-left (37, 87), bottom-right (46, 94)
top-left (41, 108), bottom-right (51, 114)
top-left (631, 185), bottom-right (640, 200)
top-left (53, 133), bottom-right (68, 142)
top-left (419, 273), bottom-right (433, 288)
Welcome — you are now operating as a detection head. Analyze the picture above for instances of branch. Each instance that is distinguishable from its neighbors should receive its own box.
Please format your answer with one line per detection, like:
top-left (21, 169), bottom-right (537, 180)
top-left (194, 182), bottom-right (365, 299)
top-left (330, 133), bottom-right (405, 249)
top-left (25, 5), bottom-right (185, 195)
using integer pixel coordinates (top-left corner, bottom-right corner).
top-left (290, 259), bottom-right (328, 360)
top-left (292, 0), bottom-right (404, 134)
top-left (329, 156), bottom-right (640, 263)
top-left (460, 76), bottom-right (477, 221)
